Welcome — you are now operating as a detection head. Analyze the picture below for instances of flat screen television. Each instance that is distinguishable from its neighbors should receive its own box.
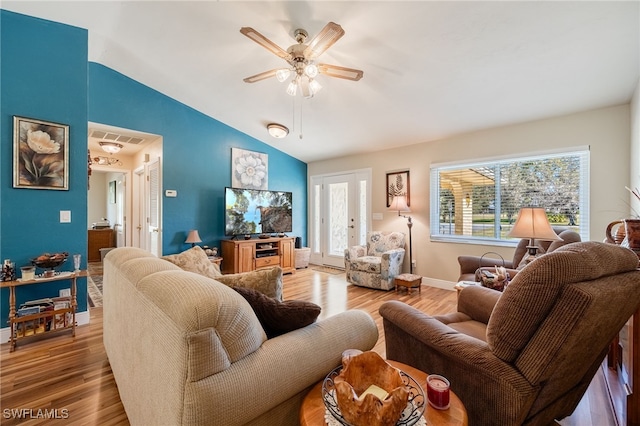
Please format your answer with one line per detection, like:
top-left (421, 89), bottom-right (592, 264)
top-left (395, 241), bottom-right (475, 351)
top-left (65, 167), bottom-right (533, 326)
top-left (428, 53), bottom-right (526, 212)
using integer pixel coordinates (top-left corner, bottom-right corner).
top-left (224, 187), bottom-right (293, 237)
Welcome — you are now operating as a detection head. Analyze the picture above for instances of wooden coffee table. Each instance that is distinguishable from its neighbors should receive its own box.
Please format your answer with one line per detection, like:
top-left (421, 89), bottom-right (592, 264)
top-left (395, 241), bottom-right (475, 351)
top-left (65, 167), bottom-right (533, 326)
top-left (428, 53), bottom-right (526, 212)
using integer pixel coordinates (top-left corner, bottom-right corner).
top-left (299, 360), bottom-right (468, 426)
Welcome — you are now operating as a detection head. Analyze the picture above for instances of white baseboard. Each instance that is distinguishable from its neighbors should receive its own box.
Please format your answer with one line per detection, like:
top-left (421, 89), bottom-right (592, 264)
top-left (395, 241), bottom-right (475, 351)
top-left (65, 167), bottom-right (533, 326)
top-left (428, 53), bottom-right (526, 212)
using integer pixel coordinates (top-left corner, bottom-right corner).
top-left (0, 310), bottom-right (90, 344)
top-left (421, 277), bottom-right (457, 291)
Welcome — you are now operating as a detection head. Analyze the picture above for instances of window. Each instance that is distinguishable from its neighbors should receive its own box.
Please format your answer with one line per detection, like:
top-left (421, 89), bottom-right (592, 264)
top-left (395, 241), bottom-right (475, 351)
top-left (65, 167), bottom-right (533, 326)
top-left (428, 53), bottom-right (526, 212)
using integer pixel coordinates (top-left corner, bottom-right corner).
top-left (430, 149), bottom-right (589, 244)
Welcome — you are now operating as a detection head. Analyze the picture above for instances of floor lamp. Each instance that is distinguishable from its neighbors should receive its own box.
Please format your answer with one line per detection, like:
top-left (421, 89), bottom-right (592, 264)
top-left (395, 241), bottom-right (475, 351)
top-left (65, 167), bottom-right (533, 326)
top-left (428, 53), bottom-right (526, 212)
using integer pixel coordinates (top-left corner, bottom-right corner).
top-left (389, 195), bottom-right (413, 274)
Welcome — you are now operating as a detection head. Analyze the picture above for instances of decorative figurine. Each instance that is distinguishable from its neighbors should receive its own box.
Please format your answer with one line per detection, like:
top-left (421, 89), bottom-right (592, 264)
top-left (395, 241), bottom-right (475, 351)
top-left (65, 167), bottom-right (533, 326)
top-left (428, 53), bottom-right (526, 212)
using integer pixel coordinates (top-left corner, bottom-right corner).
top-left (2, 259), bottom-right (16, 282)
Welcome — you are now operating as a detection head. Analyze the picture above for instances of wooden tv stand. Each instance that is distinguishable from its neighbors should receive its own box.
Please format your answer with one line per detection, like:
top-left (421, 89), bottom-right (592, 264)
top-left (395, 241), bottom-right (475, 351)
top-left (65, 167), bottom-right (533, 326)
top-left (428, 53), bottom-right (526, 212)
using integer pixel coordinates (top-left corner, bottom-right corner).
top-left (221, 237), bottom-right (295, 275)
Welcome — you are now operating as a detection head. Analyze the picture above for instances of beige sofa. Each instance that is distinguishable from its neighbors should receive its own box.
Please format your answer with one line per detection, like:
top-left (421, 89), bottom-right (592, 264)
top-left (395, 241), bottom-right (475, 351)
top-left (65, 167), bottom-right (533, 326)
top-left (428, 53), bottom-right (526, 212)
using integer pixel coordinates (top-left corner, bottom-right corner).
top-left (103, 247), bottom-right (378, 425)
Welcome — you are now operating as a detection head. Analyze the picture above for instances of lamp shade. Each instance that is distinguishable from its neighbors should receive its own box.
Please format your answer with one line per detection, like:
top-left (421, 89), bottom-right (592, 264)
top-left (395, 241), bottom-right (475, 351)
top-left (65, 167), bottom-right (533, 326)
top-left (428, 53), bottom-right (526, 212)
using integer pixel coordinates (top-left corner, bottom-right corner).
top-left (507, 207), bottom-right (561, 241)
top-left (388, 195), bottom-right (411, 213)
top-left (185, 230), bottom-right (202, 245)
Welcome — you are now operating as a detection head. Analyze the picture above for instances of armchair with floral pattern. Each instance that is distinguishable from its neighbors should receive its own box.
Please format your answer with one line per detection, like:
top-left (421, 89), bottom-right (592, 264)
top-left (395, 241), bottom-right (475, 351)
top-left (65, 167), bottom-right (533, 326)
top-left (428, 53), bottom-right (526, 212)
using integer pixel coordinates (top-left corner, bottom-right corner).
top-left (344, 231), bottom-right (406, 290)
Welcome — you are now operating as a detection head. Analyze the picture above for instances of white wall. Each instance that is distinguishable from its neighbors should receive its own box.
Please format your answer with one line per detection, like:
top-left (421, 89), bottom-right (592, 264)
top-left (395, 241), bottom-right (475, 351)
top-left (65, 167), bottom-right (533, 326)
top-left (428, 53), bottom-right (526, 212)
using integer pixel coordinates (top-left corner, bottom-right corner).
top-left (87, 172), bottom-right (107, 229)
top-left (308, 104), bottom-right (631, 284)
top-left (630, 79), bottom-right (640, 216)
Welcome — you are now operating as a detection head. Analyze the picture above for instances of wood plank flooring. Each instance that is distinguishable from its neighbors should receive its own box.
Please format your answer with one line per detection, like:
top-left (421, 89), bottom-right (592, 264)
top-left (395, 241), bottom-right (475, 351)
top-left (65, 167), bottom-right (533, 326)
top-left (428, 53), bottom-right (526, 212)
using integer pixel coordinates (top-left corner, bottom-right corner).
top-left (0, 267), bottom-right (616, 425)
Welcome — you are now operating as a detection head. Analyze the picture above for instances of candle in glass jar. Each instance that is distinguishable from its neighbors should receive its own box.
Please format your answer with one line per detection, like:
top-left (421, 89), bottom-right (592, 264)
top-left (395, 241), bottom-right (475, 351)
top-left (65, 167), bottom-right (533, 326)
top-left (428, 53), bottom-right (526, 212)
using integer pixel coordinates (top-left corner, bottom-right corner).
top-left (427, 374), bottom-right (450, 410)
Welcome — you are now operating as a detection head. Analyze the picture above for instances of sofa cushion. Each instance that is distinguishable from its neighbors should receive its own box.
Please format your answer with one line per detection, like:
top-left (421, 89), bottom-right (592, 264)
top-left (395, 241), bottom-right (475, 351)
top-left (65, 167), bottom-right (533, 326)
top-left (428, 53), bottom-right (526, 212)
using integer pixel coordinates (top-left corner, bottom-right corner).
top-left (351, 256), bottom-right (382, 273)
top-left (366, 231), bottom-right (405, 256)
top-left (162, 246), bottom-right (222, 279)
top-left (487, 241), bottom-right (640, 362)
top-left (233, 286), bottom-right (321, 338)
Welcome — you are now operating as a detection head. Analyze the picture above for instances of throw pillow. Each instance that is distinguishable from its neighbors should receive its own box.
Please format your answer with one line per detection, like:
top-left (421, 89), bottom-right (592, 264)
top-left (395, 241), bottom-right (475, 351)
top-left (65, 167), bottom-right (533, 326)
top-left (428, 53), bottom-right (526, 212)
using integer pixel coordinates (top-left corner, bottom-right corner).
top-left (215, 266), bottom-right (283, 300)
top-left (162, 246), bottom-right (222, 279)
top-left (233, 286), bottom-right (321, 338)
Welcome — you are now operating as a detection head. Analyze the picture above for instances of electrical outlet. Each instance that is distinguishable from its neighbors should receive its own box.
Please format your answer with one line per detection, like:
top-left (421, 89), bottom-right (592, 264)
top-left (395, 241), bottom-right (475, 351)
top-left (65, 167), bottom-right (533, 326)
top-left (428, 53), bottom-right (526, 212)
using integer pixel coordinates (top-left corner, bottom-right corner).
top-left (59, 288), bottom-right (71, 297)
top-left (411, 260), bottom-right (417, 268)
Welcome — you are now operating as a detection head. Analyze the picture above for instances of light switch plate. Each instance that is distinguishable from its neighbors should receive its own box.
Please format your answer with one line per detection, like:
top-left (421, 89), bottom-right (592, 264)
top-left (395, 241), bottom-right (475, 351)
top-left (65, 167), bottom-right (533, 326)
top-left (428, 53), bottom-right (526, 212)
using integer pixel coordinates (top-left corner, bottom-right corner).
top-left (372, 213), bottom-right (383, 220)
top-left (60, 210), bottom-right (71, 223)
top-left (165, 190), bottom-right (177, 197)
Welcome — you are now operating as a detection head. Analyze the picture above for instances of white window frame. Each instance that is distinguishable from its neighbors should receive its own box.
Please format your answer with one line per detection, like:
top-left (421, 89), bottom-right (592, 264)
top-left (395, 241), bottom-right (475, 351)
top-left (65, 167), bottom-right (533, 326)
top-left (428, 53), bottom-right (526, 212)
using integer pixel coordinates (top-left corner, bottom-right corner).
top-left (430, 147), bottom-right (590, 246)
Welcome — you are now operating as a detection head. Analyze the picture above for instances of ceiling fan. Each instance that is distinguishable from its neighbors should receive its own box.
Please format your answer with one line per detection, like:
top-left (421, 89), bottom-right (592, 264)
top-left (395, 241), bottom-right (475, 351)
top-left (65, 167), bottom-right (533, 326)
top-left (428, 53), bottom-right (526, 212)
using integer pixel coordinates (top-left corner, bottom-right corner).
top-left (240, 22), bottom-right (363, 98)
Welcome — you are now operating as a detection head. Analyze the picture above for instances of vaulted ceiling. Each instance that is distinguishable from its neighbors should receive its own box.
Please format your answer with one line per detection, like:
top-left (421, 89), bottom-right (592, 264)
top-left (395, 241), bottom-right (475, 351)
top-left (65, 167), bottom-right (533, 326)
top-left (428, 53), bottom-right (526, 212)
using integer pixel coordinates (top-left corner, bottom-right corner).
top-left (4, 1), bottom-right (639, 162)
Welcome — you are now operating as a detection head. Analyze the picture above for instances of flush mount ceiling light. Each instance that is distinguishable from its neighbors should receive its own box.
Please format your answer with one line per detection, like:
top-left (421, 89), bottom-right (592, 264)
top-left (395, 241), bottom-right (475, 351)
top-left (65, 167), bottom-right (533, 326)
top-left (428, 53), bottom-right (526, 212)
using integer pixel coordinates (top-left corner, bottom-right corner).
top-left (240, 23), bottom-right (363, 99)
top-left (99, 141), bottom-right (123, 154)
top-left (267, 123), bottom-right (289, 138)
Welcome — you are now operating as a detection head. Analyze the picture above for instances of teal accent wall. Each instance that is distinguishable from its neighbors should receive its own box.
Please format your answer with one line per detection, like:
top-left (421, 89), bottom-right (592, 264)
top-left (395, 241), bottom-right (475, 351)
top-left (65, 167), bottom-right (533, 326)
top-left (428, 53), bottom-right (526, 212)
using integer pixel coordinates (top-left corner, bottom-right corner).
top-left (1, 10), bottom-right (89, 325)
top-left (0, 10), bottom-right (307, 328)
top-left (88, 64), bottom-right (308, 254)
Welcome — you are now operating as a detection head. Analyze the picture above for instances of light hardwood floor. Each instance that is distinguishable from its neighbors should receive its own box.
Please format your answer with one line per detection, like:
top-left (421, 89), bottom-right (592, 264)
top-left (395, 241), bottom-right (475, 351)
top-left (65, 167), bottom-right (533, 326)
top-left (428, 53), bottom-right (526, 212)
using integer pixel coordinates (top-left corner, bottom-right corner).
top-left (0, 267), bottom-right (615, 425)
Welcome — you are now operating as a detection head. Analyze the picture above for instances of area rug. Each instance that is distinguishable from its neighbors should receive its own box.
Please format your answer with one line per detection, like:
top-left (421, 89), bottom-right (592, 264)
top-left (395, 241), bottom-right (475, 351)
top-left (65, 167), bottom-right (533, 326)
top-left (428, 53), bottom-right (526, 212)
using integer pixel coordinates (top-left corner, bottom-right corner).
top-left (87, 262), bottom-right (103, 307)
top-left (311, 265), bottom-right (345, 275)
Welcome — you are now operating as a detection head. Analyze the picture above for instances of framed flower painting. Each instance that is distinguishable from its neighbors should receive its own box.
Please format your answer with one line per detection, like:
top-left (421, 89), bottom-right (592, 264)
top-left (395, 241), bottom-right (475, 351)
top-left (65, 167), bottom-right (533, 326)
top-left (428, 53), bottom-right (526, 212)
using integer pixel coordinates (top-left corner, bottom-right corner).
top-left (231, 148), bottom-right (268, 190)
top-left (13, 116), bottom-right (69, 190)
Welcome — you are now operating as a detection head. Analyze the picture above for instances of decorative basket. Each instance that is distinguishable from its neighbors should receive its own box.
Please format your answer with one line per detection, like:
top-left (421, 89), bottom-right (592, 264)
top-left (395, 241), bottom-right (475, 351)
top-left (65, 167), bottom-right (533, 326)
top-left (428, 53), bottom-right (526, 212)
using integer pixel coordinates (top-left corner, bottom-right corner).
top-left (475, 252), bottom-right (509, 291)
top-left (322, 351), bottom-right (425, 426)
top-left (31, 253), bottom-right (68, 270)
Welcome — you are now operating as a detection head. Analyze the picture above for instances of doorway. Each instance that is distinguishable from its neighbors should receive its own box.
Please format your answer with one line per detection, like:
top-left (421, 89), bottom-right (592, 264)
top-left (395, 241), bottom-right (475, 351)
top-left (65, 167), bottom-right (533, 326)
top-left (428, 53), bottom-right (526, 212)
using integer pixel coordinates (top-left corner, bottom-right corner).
top-left (88, 122), bottom-right (163, 257)
top-left (309, 169), bottom-right (371, 268)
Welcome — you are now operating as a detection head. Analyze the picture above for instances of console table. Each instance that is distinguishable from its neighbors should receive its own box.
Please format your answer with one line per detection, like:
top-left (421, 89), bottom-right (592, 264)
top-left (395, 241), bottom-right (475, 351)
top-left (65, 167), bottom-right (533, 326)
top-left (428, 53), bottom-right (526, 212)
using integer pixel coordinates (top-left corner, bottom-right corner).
top-left (1, 270), bottom-right (84, 351)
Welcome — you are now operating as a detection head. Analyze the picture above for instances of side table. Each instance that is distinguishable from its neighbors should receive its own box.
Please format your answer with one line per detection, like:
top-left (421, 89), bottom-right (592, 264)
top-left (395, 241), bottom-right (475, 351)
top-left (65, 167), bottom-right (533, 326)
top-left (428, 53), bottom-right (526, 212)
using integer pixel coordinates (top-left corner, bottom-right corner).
top-left (454, 281), bottom-right (479, 298)
top-left (395, 273), bottom-right (422, 294)
top-left (1, 270), bottom-right (84, 351)
top-left (208, 256), bottom-right (223, 266)
top-left (299, 360), bottom-right (468, 426)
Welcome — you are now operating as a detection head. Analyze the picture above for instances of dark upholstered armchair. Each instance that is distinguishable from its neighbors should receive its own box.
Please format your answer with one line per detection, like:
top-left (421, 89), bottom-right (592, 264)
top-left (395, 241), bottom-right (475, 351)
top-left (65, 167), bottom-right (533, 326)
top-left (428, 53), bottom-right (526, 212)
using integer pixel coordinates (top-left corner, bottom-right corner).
top-left (381, 242), bottom-right (640, 426)
top-left (457, 227), bottom-right (581, 282)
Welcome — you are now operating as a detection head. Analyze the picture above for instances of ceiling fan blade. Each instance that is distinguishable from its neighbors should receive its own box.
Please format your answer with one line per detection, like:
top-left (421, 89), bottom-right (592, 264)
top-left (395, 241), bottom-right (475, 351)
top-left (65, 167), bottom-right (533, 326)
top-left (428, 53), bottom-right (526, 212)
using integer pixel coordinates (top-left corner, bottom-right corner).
top-left (240, 27), bottom-right (290, 60)
top-left (243, 69), bottom-right (278, 83)
top-left (304, 22), bottom-right (345, 60)
top-left (318, 64), bottom-right (364, 81)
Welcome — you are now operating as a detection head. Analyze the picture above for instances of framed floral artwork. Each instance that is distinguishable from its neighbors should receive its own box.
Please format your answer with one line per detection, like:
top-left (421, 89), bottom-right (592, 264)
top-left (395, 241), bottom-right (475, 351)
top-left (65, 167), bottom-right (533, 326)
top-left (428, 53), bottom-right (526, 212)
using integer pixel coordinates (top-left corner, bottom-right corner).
top-left (231, 148), bottom-right (268, 190)
top-left (13, 116), bottom-right (69, 190)
top-left (386, 170), bottom-right (410, 207)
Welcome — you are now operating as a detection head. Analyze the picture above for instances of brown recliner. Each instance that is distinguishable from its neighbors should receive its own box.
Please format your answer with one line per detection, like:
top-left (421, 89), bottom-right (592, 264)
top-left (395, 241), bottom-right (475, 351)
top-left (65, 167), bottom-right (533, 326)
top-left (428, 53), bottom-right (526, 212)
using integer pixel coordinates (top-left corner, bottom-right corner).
top-left (380, 242), bottom-right (640, 426)
top-left (457, 227), bottom-right (581, 282)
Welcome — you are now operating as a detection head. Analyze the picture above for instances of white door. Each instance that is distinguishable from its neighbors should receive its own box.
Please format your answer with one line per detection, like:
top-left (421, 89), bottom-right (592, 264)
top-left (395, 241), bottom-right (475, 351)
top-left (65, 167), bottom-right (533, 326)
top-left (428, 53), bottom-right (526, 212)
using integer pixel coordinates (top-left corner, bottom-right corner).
top-left (114, 174), bottom-right (126, 247)
top-left (310, 170), bottom-right (370, 268)
top-left (147, 158), bottom-right (162, 257)
top-left (132, 166), bottom-right (145, 250)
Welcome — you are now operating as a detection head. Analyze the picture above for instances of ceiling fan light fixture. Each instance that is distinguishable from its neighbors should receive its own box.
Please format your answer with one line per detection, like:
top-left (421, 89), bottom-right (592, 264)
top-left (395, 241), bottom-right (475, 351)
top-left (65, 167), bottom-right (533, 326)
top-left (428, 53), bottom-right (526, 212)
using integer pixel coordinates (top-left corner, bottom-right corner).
top-left (275, 68), bottom-right (291, 82)
top-left (300, 77), bottom-right (313, 98)
top-left (309, 79), bottom-right (322, 95)
top-left (286, 79), bottom-right (298, 96)
top-left (99, 141), bottom-right (123, 154)
top-left (304, 63), bottom-right (318, 78)
top-left (267, 123), bottom-right (289, 139)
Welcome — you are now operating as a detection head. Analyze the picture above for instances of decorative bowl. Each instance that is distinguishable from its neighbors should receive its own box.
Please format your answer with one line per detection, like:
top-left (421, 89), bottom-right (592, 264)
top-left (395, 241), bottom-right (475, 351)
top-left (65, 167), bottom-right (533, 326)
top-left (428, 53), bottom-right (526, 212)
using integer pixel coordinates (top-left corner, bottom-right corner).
top-left (322, 352), bottom-right (425, 426)
top-left (31, 252), bottom-right (68, 269)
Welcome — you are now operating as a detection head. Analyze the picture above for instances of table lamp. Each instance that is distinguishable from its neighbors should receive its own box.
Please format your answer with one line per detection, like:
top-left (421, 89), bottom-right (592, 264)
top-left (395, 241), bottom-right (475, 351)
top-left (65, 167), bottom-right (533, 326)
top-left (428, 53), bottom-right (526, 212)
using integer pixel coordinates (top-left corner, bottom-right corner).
top-left (389, 195), bottom-right (413, 274)
top-left (507, 207), bottom-right (561, 263)
top-left (185, 230), bottom-right (202, 247)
